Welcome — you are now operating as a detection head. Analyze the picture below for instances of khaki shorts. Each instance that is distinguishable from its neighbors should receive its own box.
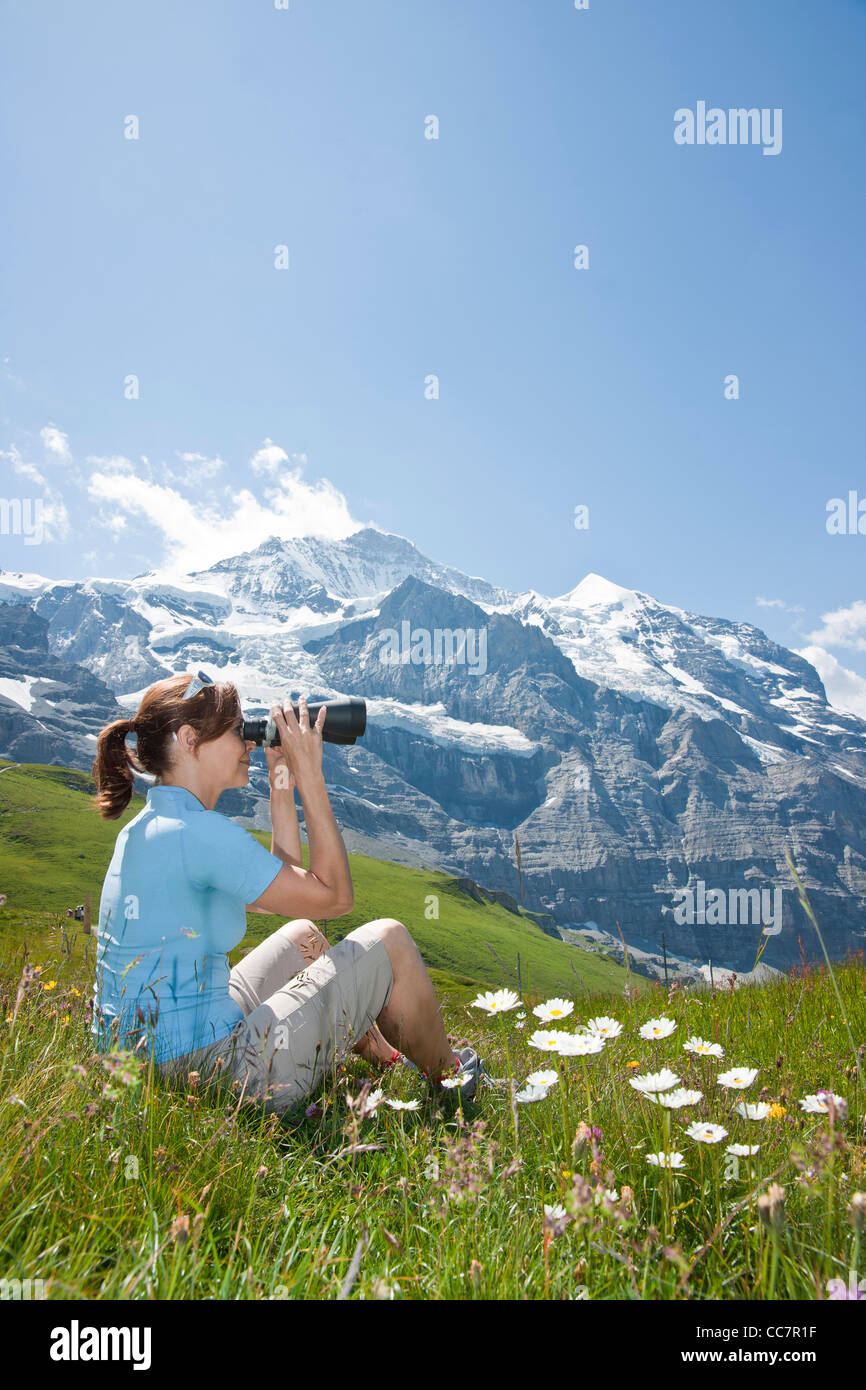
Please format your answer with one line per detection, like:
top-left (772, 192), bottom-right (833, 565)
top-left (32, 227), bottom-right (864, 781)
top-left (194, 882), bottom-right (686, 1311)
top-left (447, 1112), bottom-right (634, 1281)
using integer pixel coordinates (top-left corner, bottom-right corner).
top-left (157, 920), bottom-right (395, 1114)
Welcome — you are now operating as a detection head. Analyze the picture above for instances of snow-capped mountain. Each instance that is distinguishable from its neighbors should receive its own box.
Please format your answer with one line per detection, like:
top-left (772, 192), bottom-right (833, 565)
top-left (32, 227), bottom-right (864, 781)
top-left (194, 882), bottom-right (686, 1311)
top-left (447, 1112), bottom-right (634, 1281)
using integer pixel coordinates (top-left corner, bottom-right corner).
top-left (2, 527), bottom-right (864, 973)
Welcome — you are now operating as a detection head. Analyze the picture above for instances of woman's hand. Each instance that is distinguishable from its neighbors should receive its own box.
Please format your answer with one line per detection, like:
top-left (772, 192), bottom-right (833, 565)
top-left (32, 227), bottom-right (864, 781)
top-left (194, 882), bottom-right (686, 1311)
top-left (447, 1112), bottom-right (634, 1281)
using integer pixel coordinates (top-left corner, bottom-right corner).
top-left (270, 697), bottom-right (327, 792)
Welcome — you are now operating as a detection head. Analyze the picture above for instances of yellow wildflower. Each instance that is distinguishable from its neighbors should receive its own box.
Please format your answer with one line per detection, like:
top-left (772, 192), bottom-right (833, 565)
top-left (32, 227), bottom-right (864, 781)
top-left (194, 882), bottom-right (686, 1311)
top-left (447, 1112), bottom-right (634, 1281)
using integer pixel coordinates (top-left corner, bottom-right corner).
top-left (43, 980), bottom-right (57, 991)
top-left (768, 1102), bottom-right (786, 1119)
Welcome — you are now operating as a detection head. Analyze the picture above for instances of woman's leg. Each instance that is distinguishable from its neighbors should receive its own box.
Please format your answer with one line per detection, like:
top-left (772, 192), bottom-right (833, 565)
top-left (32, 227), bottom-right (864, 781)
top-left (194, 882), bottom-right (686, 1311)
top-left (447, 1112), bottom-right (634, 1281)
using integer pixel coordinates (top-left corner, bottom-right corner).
top-left (229, 918), bottom-right (395, 1066)
top-left (365, 919), bottom-right (459, 1081)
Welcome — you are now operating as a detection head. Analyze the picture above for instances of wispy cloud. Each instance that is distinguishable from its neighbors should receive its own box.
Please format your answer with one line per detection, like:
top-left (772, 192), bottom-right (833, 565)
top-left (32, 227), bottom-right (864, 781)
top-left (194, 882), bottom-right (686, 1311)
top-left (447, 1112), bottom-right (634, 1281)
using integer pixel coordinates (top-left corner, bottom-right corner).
top-left (755, 596), bottom-right (805, 614)
top-left (40, 426), bottom-right (71, 461)
top-left (0, 442), bottom-right (70, 542)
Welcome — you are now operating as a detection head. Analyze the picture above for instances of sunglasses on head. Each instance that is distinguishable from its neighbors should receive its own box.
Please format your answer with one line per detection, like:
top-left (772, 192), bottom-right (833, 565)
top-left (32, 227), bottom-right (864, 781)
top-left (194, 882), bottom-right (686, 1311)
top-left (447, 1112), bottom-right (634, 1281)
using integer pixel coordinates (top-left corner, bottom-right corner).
top-left (181, 670), bottom-right (215, 700)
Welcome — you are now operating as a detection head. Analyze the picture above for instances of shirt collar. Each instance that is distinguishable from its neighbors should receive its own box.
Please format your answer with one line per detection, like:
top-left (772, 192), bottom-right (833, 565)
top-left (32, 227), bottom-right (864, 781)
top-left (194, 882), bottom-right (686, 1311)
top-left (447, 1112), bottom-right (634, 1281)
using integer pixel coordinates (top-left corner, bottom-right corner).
top-left (146, 784), bottom-right (207, 812)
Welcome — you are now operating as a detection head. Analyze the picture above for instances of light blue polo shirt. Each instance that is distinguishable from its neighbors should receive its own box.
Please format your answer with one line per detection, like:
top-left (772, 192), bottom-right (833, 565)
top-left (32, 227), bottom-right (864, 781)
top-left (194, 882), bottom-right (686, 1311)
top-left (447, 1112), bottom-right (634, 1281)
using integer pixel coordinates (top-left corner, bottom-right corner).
top-left (92, 784), bottom-right (284, 1064)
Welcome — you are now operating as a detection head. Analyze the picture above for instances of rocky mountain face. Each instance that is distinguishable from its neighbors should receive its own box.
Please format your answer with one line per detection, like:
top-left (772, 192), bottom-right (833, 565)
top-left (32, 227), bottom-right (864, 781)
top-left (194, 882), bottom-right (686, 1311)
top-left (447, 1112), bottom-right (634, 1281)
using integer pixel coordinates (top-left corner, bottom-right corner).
top-left (1, 528), bottom-right (864, 974)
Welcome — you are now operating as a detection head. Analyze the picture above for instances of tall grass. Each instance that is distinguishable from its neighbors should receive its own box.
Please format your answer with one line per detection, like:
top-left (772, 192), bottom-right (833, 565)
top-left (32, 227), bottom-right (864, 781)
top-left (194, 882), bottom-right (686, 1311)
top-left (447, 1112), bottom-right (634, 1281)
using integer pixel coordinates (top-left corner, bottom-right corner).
top-left (1, 925), bottom-right (864, 1300)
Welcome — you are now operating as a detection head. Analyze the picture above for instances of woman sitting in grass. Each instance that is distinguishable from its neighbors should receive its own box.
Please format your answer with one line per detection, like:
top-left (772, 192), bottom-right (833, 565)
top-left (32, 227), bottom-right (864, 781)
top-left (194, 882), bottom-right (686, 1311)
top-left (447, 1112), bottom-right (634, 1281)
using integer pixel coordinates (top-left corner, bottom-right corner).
top-left (90, 671), bottom-right (488, 1112)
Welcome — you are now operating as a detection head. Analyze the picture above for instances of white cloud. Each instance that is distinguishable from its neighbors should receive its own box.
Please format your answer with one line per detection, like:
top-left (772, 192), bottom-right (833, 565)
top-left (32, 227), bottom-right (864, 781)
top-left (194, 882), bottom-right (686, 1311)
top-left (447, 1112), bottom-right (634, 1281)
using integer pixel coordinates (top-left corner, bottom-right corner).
top-left (0, 444), bottom-right (70, 541)
top-left (804, 601), bottom-right (866, 653)
top-left (797, 646), bottom-right (866, 721)
top-left (86, 440), bottom-right (361, 574)
top-left (756, 596), bottom-right (804, 614)
top-left (40, 426), bottom-right (71, 461)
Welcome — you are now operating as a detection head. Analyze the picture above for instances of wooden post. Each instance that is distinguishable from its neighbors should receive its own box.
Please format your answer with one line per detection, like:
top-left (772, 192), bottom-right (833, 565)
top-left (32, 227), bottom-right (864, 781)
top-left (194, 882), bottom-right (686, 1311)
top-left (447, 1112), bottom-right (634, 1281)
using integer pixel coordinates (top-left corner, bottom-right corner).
top-left (83, 890), bottom-right (92, 936)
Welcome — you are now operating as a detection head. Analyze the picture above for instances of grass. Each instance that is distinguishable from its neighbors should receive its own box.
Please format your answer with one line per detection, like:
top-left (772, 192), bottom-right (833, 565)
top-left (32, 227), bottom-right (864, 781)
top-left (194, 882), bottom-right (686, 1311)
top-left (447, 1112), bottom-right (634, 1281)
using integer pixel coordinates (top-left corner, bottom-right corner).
top-left (1, 758), bottom-right (864, 1300)
top-left (0, 933), bottom-right (863, 1300)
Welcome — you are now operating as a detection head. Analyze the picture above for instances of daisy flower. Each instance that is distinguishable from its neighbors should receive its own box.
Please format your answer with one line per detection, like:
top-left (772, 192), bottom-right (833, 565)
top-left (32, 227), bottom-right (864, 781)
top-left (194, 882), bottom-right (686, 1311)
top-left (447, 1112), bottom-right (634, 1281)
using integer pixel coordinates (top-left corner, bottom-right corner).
top-left (593, 1187), bottom-right (619, 1206)
top-left (799, 1092), bottom-right (846, 1115)
top-left (683, 1036), bottom-right (723, 1058)
top-left (347, 1087), bottom-right (384, 1117)
top-left (526, 1069), bottom-right (559, 1089)
top-left (385, 1098), bottom-right (421, 1111)
top-left (736, 1101), bottom-right (771, 1120)
top-left (471, 988), bottom-right (521, 1015)
top-left (555, 1032), bottom-right (605, 1057)
top-left (639, 1016), bottom-right (676, 1040)
top-left (718, 1067), bottom-right (759, 1090)
top-left (629, 1068), bottom-right (681, 1095)
top-left (528, 1029), bottom-right (565, 1053)
top-left (651, 1087), bottom-right (703, 1109)
top-left (543, 1203), bottom-right (568, 1221)
top-left (587, 1016), bottom-right (623, 1039)
top-left (646, 1151), bottom-right (686, 1169)
top-left (516, 1083), bottom-right (550, 1103)
top-left (440, 1072), bottom-right (472, 1089)
top-left (516, 1011), bottom-right (526, 1020)
top-left (684, 1121), bottom-right (728, 1144)
top-left (726, 1143), bottom-right (761, 1157)
top-left (532, 998), bottom-right (575, 1024)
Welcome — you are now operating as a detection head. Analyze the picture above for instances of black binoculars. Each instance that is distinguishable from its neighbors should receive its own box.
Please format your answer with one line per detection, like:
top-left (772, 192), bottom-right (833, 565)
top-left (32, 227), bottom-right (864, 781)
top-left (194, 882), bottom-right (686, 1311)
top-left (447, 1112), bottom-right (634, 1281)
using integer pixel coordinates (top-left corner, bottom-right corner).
top-left (241, 698), bottom-right (366, 747)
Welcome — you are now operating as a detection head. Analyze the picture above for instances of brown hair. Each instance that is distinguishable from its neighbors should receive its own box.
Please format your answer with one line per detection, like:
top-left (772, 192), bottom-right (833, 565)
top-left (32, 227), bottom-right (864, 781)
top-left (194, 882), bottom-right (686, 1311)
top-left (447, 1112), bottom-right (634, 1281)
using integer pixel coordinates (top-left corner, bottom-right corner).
top-left (90, 673), bottom-right (242, 820)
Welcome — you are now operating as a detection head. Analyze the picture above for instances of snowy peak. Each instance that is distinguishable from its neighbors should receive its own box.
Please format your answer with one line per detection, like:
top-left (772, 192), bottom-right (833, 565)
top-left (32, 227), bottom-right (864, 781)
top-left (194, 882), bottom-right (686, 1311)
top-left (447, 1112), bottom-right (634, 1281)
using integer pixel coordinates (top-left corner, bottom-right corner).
top-left (556, 572), bottom-right (643, 610)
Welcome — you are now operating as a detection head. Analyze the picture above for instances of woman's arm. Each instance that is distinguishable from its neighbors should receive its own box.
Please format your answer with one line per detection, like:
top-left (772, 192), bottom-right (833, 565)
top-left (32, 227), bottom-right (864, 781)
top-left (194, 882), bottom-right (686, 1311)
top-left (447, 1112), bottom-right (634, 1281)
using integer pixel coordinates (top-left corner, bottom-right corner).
top-left (266, 747), bottom-right (302, 867)
top-left (247, 699), bottom-right (354, 920)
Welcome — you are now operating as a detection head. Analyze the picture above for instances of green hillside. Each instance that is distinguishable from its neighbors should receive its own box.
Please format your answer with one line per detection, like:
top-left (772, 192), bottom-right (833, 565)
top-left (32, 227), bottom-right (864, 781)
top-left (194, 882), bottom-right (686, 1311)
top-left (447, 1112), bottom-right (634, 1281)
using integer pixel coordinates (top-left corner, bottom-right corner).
top-left (0, 758), bottom-right (646, 1000)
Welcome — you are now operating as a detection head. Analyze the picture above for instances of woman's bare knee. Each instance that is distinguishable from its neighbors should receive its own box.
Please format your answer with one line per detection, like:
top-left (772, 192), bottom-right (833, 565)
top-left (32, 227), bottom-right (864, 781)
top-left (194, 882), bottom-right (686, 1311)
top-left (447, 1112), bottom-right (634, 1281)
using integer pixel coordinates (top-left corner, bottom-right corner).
top-left (280, 919), bottom-right (328, 965)
top-left (367, 918), bottom-right (415, 971)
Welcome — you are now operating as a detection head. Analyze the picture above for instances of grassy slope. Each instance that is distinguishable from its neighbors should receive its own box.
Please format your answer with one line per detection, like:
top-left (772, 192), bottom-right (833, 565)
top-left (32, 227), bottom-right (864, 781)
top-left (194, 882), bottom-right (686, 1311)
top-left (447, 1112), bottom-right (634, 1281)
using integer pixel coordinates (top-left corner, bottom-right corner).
top-left (0, 759), bottom-right (645, 1000)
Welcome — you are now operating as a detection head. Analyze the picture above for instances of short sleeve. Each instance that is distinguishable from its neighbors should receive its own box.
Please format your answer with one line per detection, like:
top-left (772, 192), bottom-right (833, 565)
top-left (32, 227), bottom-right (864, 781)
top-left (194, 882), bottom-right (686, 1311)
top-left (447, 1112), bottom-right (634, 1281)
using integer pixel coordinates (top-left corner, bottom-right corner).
top-left (181, 812), bottom-right (283, 903)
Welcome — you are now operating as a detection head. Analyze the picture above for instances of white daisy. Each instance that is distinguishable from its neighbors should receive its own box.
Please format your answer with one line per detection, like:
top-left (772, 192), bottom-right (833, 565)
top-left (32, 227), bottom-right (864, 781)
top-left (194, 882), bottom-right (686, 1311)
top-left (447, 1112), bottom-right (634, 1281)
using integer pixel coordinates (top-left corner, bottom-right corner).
top-left (646, 1151), bottom-right (686, 1169)
top-left (684, 1121), bottom-right (728, 1144)
top-left (629, 1068), bottom-right (681, 1095)
top-left (516, 1083), bottom-right (550, 1103)
top-left (471, 988), bottom-right (521, 1015)
top-left (683, 1036), bottom-right (724, 1058)
top-left (736, 1101), bottom-right (771, 1120)
top-left (347, 1087), bottom-right (384, 1116)
top-left (639, 1016), bottom-right (677, 1040)
top-left (718, 1067), bottom-right (759, 1090)
top-left (799, 1092), bottom-right (846, 1114)
top-left (543, 1203), bottom-right (568, 1221)
top-left (587, 1016), bottom-right (623, 1039)
top-left (650, 1087), bottom-right (703, 1109)
top-left (440, 1072), bottom-right (472, 1089)
top-left (532, 998), bottom-right (575, 1024)
top-left (593, 1187), bottom-right (619, 1206)
top-left (526, 1069), bottom-right (559, 1089)
top-left (516, 1011), bottom-right (526, 1020)
top-left (555, 1032), bottom-right (605, 1056)
top-left (528, 1029), bottom-right (565, 1052)
top-left (515, 1022), bottom-right (525, 1030)
top-left (385, 1098), bottom-right (421, 1111)
top-left (726, 1143), bottom-right (761, 1157)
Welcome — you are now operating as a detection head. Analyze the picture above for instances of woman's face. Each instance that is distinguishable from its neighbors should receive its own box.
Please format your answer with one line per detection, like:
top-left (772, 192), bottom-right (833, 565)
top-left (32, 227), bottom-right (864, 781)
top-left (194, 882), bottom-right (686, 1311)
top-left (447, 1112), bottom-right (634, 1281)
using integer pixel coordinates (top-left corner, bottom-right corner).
top-left (177, 704), bottom-right (257, 791)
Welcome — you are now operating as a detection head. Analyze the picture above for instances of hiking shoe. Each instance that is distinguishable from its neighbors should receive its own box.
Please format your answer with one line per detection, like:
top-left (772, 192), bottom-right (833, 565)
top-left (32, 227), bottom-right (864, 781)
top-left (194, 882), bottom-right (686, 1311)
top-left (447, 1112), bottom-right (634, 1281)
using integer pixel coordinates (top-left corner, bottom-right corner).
top-left (437, 1046), bottom-right (492, 1104)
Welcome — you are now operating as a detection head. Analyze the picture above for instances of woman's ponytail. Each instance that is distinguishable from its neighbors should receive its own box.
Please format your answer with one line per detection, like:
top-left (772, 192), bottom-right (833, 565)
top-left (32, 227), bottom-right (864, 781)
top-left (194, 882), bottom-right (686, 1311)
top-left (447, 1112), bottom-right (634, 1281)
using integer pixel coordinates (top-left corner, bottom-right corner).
top-left (91, 718), bottom-right (137, 820)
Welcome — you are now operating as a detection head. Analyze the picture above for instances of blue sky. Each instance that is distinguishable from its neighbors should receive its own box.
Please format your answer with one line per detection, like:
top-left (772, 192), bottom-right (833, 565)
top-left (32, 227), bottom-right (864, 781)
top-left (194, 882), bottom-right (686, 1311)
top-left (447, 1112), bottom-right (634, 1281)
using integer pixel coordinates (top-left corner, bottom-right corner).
top-left (2, 0), bottom-right (866, 709)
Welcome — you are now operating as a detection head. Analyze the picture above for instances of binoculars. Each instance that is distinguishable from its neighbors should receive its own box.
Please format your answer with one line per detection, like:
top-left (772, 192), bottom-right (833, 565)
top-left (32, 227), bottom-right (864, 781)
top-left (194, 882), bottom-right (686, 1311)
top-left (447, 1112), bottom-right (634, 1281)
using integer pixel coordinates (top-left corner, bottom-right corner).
top-left (241, 698), bottom-right (367, 747)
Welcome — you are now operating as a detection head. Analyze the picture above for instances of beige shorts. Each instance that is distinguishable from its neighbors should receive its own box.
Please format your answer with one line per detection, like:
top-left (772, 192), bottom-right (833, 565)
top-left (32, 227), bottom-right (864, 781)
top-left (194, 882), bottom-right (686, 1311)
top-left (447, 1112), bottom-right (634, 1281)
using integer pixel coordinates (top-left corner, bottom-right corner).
top-left (157, 919), bottom-right (395, 1114)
